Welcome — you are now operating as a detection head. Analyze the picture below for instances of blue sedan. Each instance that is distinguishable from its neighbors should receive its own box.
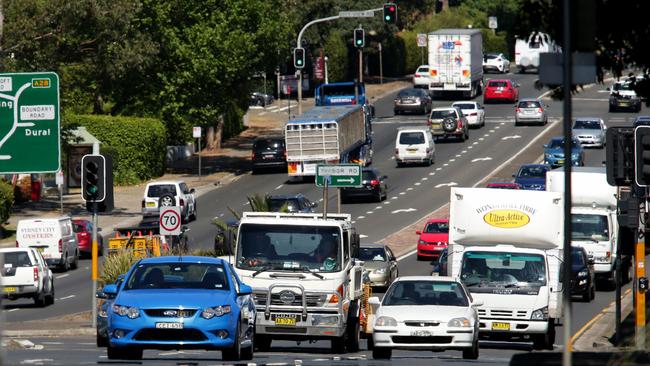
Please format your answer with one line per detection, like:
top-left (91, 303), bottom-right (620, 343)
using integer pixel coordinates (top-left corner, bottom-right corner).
top-left (104, 256), bottom-right (255, 361)
top-left (513, 164), bottom-right (551, 190)
top-left (543, 136), bottom-right (584, 168)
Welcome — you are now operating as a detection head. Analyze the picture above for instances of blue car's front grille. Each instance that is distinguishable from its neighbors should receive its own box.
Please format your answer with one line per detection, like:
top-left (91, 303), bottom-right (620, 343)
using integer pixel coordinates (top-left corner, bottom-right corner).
top-left (144, 309), bottom-right (198, 318)
top-left (134, 328), bottom-right (207, 342)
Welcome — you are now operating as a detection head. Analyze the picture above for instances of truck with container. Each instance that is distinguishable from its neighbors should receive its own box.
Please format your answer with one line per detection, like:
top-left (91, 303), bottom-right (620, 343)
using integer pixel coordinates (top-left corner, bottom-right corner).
top-left (285, 105), bottom-right (372, 178)
top-left (545, 167), bottom-right (631, 287)
top-left (227, 212), bottom-right (365, 353)
top-left (448, 187), bottom-right (563, 350)
top-left (514, 31), bottom-right (560, 73)
top-left (427, 29), bottom-right (484, 98)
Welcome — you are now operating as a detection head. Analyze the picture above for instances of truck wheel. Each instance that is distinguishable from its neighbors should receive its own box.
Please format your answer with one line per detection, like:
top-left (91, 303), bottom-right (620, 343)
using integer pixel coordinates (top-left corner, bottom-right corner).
top-left (372, 347), bottom-right (392, 360)
top-left (346, 316), bottom-right (361, 353)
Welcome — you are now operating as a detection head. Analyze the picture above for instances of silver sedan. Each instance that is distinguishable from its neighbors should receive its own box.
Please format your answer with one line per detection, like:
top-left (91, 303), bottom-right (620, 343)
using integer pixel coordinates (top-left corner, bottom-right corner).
top-left (572, 118), bottom-right (606, 148)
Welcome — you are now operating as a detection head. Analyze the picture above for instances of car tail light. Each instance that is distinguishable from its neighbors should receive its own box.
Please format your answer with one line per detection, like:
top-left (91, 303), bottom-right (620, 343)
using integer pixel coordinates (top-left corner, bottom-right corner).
top-left (33, 267), bottom-right (39, 282)
top-left (58, 239), bottom-right (63, 253)
top-left (180, 198), bottom-right (185, 207)
top-left (370, 180), bottom-right (380, 187)
top-left (329, 284), bottom-right (344, 303)
top-left (515, 108), bottom-right (521, 113)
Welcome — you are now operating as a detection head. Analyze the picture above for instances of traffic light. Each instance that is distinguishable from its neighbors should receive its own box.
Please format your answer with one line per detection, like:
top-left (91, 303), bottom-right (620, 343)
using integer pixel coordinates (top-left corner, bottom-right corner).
top-left (634, 126), bottom-right (650, 186)
top-left (293, 47), bottom-right (305, 69)
top-left (383, 3), bottom-right (397, 24)
top-left (606, 127), bottom-right (634, 186)
top-left (81, 154), bottom-right (105, 202)
top-left (354, 29), bottom-right (365, 48)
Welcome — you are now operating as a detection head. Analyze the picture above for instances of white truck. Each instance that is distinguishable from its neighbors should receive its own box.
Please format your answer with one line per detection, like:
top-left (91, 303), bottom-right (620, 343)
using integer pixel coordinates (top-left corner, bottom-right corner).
top-left (448, 187), bottom-right (563, 350)
top-left (546, 167), bottom-right (631, 287)
top-left (514, 31), bottom-right (560, 73)
top-left (285, 105), bottom-right (372, 178)
top-left (229, 212), bottom-right (365, 353)
top-left (427, 29), bottom-right (483, 99)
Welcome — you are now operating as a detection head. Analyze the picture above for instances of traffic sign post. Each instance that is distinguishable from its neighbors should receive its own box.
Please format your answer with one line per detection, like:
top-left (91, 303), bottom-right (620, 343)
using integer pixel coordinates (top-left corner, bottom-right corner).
top-left (160, 207), bottom-right (182, 236)
top-left (0, 72), bottom-right (60, 173)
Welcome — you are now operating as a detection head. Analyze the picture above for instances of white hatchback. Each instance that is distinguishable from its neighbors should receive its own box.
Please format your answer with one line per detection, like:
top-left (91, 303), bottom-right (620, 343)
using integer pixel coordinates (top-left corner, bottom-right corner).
top-left (451, 101), bottom-right (485, 128)
top-left (370, 276), bottom-right (481, 360)
top-left (413, 65), bottom-right (432, 89)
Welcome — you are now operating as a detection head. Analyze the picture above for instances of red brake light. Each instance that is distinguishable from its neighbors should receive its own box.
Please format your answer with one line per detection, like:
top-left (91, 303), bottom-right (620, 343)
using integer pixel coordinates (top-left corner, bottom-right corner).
top-left (370, 180), bottom-right (380, 186)
top-left (58, 239), bottom-right (63, 253)
top-left (33, 267), bottom-right (39, 282)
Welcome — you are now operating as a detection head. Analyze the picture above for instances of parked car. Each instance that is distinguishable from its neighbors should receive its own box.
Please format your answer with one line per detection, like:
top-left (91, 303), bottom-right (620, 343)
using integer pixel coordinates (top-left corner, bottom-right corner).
top-left (370, 276), bottom-right (481, 360)
top-left (608, 81), bottom-right (641, 112)
top-left (428, 107), bottom-right (469, 142)
top-left (451, 101), bottom-right (485, 128)
top-left (572, 118), bottom-right (606, 148)
top-left (141, 181), bottom-right (197, 223)
top-left (486, 182), bottom-right (522, 189)
top-left (249, 92), bottom-right (274, 107)
top-left (571, 246), bottom-right (596, 302)
top-left (483, 79), bottom-right (519, 103)
top-left (513, 164), bottom-right (551, 191)
top-left (416, 218), bottom-right (449, 261)
top-left (543, 136), bottom-right (585, 168)
top-left (359, 243), bottom-right (399, 289)
top-left (412, 65), bottom-right (432, 89)
top-left (515, 98), bottom-right (549, 126)
top-left (0, 247), bottom-right (55, 306)
top-left (430, 248), bottom-right (449, 276)
top-left (73, 219), bottom-right (103, 258)
top-left (16, 217), bottom-right (79, 272)
top-left (251, 136), bottom-right (287, 174)
top-left (96, 274), bottom-right (125, 347)
top-left (394, 126), bottom-right (435, 167)
top-left (483, 53), bottom-right (510, 73)
top-left (394, 88), bottom-right (432, 115)
top-left (104, 256), bottom-right (256, 361)
top-left (341, 168), bottom-right (388, 203)
top-left (268, 194), bottom-right (317, 213)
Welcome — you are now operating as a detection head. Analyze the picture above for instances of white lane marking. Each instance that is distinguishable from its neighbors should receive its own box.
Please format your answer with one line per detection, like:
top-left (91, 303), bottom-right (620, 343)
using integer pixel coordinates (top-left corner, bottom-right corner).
top-left (392, 208), bottom-right (417, 214)
top-left (59, 295), bottom-right (75, 300)
top-left (357, 215), bottom-right (366, 219)
top-left (471, 157), bottom-right (493, 162)
top-left (274, 184), bottom-right (283, 190)
top-left (502, 135), bottom-right (521, 140)
top-left (414, 182), bottom-right (421, 186)
top-left (55, 274), bottom-right (69, 279)
top-left (434, 182), bottom-right (458, 188)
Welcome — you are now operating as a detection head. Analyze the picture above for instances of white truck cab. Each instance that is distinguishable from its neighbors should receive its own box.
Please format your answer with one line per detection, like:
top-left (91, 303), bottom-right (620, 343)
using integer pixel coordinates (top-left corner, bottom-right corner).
top-left (229, 212), bottom-right (364, 353)
top-left (448, 188), bottom-right (563, 350)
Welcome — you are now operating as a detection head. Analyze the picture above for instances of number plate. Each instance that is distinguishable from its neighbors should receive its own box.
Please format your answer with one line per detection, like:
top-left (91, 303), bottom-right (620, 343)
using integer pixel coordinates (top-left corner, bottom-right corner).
top-left (491, 322), bottom-right (510, 331)
top-left (272, 314), bottom-right (298, 326)
top-left (410, 330), bottom-right (432, 337)
top-left (3, 287), bottom-right (17, 293)
top-left (146, 202), bottom-right (156, 207)
top-left (155, 322), bottom-right (183, 329)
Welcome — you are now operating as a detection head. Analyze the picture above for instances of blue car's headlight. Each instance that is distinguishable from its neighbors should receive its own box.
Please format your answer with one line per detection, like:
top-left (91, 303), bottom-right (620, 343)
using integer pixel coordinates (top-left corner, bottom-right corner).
top-left (113, 304), bottom-right (140, 319)
top-left (201, 305), bottom-right (232, 319)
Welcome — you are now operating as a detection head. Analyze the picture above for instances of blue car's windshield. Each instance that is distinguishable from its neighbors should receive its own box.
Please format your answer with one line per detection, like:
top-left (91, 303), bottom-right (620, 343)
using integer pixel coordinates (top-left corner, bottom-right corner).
top-left (124, 263), bottom-right (230, 291)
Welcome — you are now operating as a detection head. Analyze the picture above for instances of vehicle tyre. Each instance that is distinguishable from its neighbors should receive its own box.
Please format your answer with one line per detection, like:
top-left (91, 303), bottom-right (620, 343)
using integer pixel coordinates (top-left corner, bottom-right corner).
top-left (222, 321), bottom-right (244, 361)
top-left (346, 316), bottom-right (361, 353)
top-left (331, 334), bottom-right (347, 354)
top-left (70, 250), bottom-right (79, 270)
top-left (442, 118), bottom-right (457, 133)
top-left (462, 338), bottom-right (479, 360)
top-left (372, 347), bottom-right (392, 360)
top-left (255, 335), bottom-right (272, 352)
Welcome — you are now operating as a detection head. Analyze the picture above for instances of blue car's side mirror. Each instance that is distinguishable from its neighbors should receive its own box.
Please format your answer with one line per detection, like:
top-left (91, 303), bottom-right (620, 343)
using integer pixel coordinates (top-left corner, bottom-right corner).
top-left (103, 284), bottom-right (118, 296)
top-left (239, 284), bottom-right (253, 296)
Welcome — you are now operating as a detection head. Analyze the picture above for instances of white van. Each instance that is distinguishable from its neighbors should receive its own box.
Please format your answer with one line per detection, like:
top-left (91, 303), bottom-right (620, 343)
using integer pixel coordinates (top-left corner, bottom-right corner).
top-left (395, 126), bottom-right (435, 167)
top-left (16, 217), bottom-right (79, 271)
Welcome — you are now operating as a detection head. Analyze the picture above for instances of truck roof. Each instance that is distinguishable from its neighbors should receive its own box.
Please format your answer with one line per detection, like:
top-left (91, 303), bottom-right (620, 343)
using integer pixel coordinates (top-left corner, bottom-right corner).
top-left (429, 29), bottom-right (482, 36)
top-left (288, 105), bottom-right (363, 124)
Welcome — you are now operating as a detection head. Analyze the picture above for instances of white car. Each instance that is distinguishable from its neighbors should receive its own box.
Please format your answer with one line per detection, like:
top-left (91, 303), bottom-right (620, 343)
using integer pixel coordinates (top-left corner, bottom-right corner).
top-left (141, 180), bottom-right (197, 223)
top-left (370, 276), bottom-right (481, 360)
top-left (483, 53), bottom-right (510, 73)
top-left (413, 65), bottom-right (431, 89)
top-left (1, 248), bottom-right (55, 307)
top-left (451, 101), bottom-right (485, 128)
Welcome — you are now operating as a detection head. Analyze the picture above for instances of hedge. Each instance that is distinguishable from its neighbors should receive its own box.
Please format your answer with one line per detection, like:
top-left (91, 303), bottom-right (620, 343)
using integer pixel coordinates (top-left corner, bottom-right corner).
top-left (65, 114), bottom-right (167, 185)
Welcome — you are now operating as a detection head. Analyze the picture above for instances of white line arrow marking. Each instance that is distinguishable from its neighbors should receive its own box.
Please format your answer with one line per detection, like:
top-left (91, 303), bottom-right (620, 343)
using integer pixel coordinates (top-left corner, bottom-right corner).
top-left (391, 208), bottom-right (417, 214)
top-left (435, 182), bottom-right (458, 188)
top-left (471, 157), bottom-right (493, 162)
top-left (502, 135), bottom-right (522, 140)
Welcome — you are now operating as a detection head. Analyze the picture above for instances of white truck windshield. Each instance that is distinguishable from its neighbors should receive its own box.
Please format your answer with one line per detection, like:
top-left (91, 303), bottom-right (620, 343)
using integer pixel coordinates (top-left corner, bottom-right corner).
top-left (460, 252), bottom-right (546, 292)
top-left (236, 223), bottom-right (342, 273)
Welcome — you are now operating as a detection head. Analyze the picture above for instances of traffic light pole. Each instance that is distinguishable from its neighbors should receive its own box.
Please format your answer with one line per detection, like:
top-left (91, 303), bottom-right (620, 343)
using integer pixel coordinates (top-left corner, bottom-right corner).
top-left (91, 200), bottom-right (98, 329)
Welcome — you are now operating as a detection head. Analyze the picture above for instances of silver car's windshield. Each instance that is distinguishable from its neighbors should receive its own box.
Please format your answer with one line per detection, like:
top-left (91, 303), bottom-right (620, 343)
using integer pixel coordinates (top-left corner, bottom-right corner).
top-left (236, 223), bottom-right (342, 273)
top-left (572, 214), bottom-right (609, 241)
top-left (460, 252), bottom-right (546, 291)
top-left (383, 280), bottom-right (469, 306)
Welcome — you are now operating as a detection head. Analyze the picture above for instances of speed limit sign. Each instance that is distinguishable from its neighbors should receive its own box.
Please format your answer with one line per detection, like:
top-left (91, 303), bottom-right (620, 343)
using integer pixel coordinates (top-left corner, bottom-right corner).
top-left (159, 206), bottom-right (182, 236)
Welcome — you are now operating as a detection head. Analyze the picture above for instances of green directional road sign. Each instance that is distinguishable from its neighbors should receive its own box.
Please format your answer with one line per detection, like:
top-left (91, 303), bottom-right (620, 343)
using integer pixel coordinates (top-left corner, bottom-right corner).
top-left (316, 164), bottom-right (362, 187)
top-left (0, 72), bottom-right (60, 173)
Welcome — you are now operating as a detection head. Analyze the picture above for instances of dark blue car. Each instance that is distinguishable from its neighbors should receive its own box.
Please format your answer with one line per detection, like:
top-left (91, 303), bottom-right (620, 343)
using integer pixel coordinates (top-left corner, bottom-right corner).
top-left (513, 164), bottom-right (551, 190)
top-left (543, 136), bottom-right (584, 168)
top-left (104, 256), bottom-right (255, 361)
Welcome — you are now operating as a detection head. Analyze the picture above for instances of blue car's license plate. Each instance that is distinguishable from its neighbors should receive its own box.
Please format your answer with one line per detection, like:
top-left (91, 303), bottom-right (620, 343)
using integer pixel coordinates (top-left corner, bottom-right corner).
top-left (155, 322), bottom-right (183, 329)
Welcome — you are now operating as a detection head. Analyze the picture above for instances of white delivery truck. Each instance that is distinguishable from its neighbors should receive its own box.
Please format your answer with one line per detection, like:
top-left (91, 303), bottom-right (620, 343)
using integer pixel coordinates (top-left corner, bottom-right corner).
top-left (448, 187), bottom-right (563, 350)
top-left (228, 212), bottom-right (365, 353)
top-left (427, 29), bottom-right (483, 98)
top-left (546, 167), bottom-right (631, 287)
top-left (514, 31), bottom-right (560, 73)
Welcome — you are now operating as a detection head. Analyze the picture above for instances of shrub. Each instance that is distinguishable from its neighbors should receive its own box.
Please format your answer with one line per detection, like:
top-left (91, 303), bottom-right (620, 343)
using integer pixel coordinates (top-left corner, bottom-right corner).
top-left (0, 180), bottom-right (14, 226)
top-left (98, 249), bottom-right (139, 287)
top-left (65, 114), bottom-right (166, 185)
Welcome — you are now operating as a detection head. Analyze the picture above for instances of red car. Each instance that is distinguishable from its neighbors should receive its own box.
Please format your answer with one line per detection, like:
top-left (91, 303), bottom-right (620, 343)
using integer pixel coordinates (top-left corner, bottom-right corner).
top-left (72, 219), bottom-right (103, 257)
top-left (483, 79), bottom-right (519, 103)
top-left (416, 218), bottom-right (449, 261)
top-left (486, 182), bottom-right (522, 189)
